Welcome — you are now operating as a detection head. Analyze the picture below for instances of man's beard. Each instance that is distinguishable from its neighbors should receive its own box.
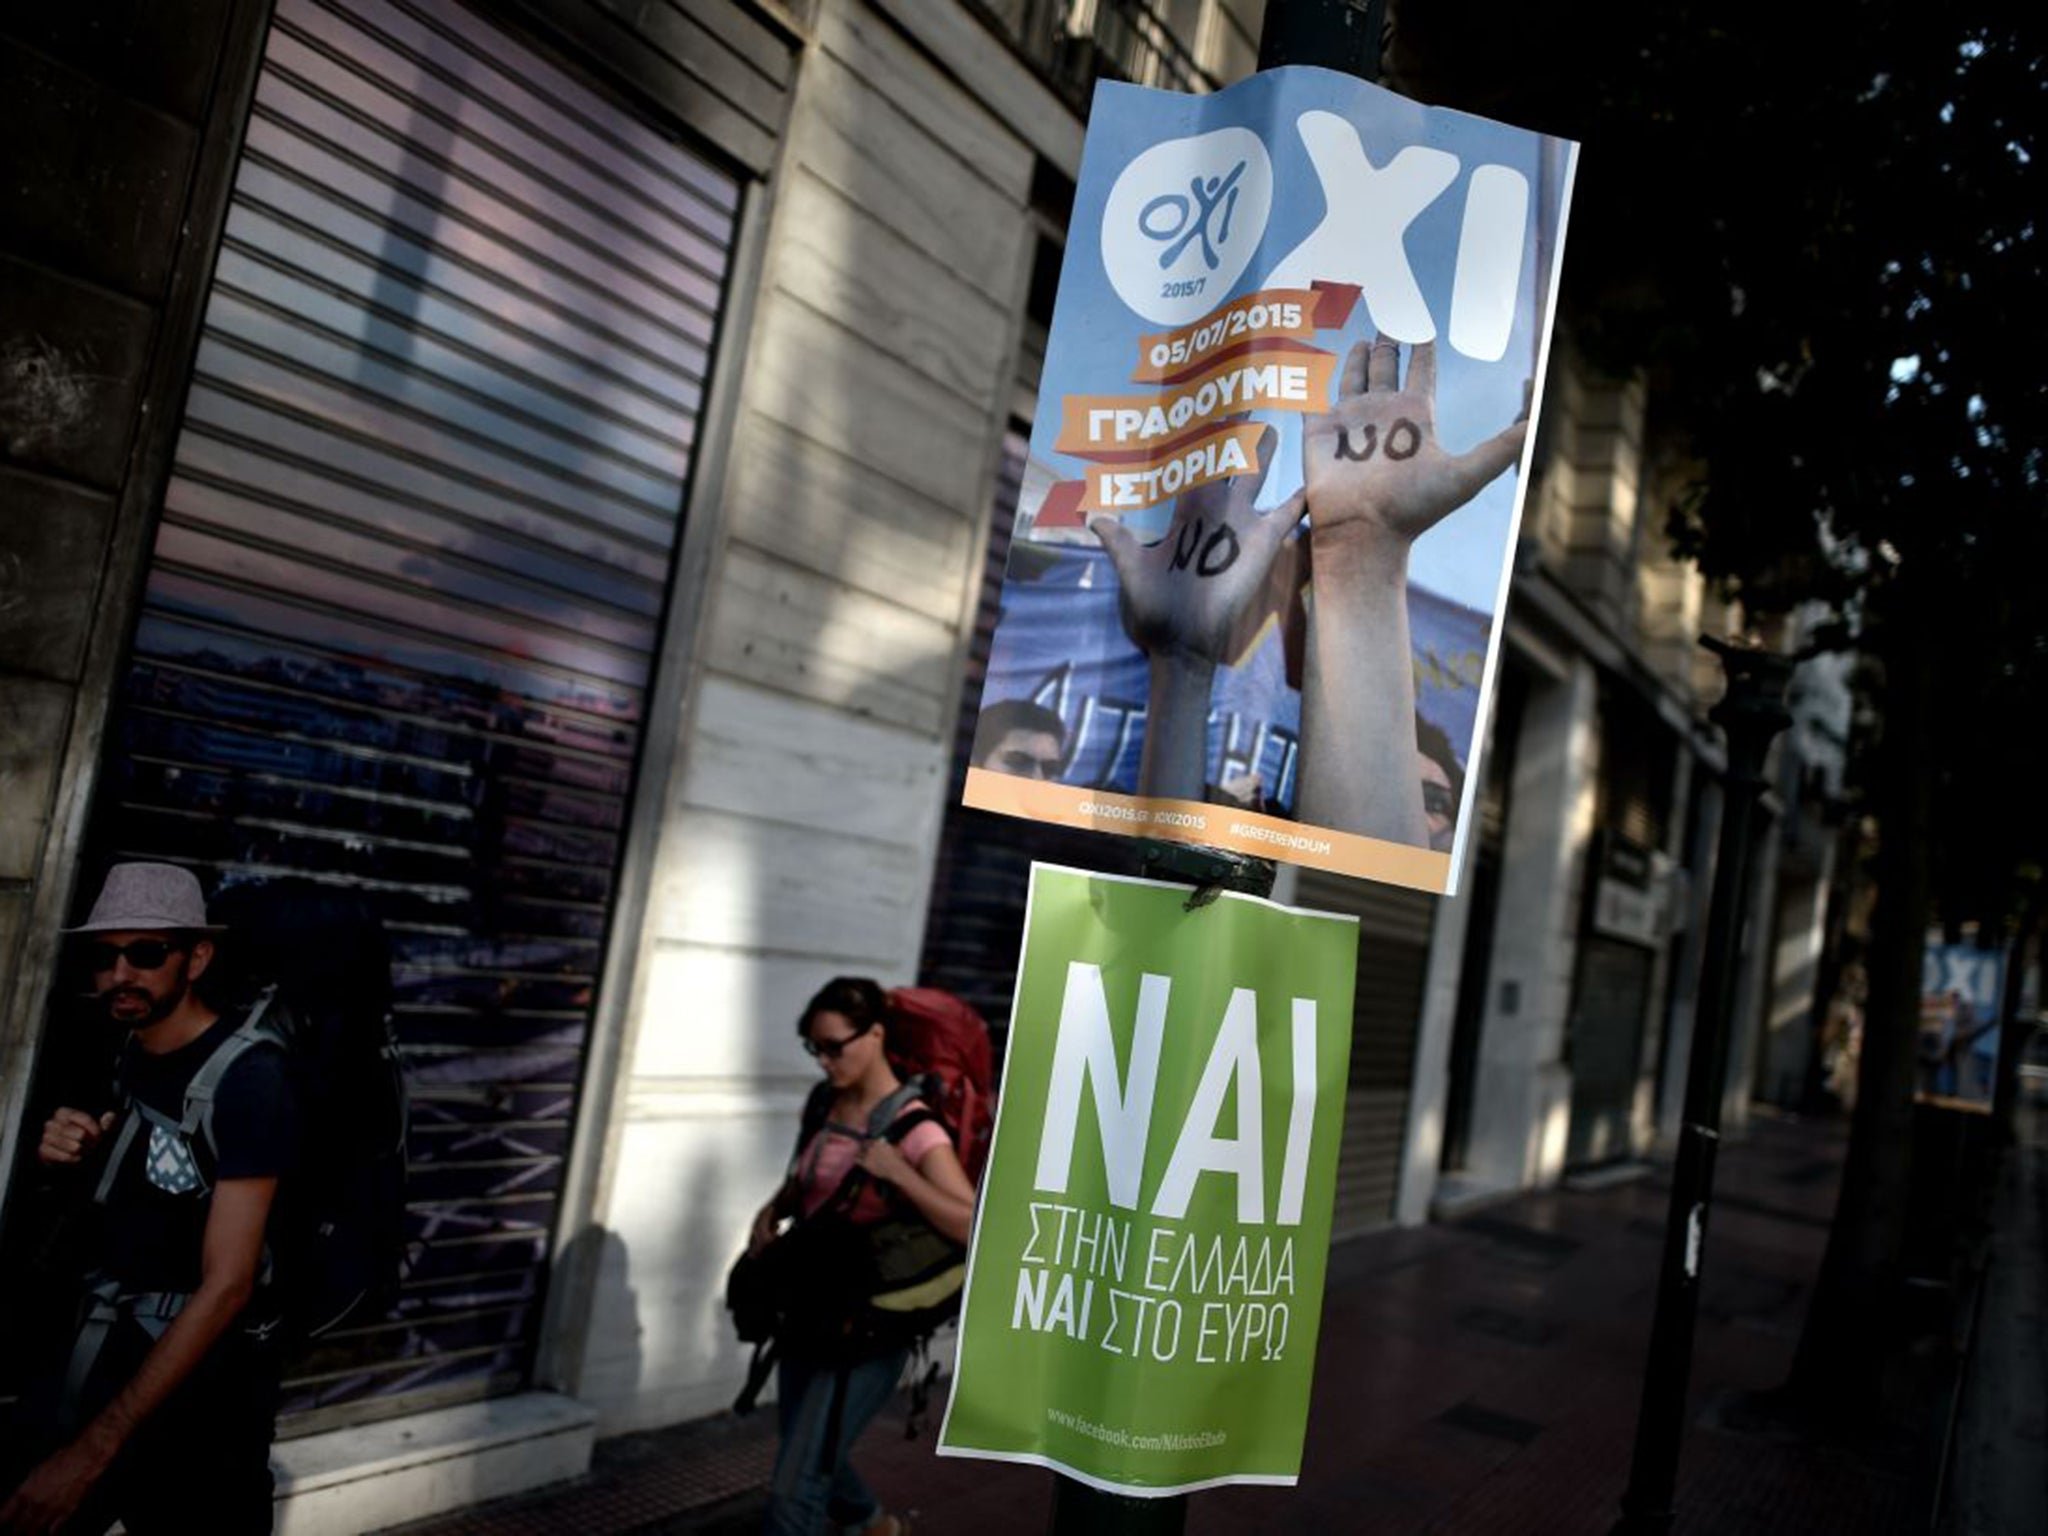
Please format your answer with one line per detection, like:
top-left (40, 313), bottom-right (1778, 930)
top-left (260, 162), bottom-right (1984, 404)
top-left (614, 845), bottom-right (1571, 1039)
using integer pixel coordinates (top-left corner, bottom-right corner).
top-left (105, 984), bottom-right (186, 1026)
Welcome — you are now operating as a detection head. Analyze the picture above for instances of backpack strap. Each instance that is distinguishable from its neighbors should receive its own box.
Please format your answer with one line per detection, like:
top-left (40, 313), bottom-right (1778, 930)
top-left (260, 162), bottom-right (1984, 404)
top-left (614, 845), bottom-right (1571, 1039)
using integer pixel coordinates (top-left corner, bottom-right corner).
top-left (882, 1105), bottom-right (941, 1149)
top-left (87, 993), bottom-right (287, 1308)
top-left (789, 1080), bottom-right (836, 1173)
top-left (57, 1275), bottom-right (190, 1433)
top-left (843, 1085), bottom-right (946, 1214)
top-left (181, 987), bottom-right (283, 1160)
top-left (863, 1082), bottom-right (927, 1141)
top-left (86, 993), bottom-right (278, 1208)
top-left (790, 1083), bottom-right (938, 1222)
top-left (90, 1110), bottom-right (145, 1207)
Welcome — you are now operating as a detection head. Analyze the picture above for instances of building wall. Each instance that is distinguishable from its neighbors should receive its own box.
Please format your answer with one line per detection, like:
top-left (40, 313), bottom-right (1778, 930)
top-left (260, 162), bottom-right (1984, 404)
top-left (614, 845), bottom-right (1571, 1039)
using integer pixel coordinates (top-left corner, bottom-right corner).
top-left (1750, 611), bottom-right (1854, 1110)
top-left (1557, 365), bottom-right (1649, 638)
top-left (0, 0), bottom-right (269, 1227)
top-left (556, 0), bottom-right (1043, 1433)
top-left (506, 0), bottom-right (801, 178)
top-left (1455, 644), bottom-right (1599, 1192)
top-left (1414, 339), bottom-right (1753, 1208)
top-left (1396, 727), bottom-right (1490, 1223)
top-left (1757, 852), bottom-right (1832, 1106)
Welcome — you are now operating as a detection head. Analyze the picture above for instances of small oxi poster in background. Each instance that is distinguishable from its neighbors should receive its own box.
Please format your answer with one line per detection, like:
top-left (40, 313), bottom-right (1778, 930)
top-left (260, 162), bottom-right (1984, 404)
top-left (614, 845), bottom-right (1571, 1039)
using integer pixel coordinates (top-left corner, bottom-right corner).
top-left (938, 864), bottom-right (1359, 1495)
top-left (962, 67), bottom-right (1578, 894)
top-left (1915, 941), bottom-right (2005, 1111)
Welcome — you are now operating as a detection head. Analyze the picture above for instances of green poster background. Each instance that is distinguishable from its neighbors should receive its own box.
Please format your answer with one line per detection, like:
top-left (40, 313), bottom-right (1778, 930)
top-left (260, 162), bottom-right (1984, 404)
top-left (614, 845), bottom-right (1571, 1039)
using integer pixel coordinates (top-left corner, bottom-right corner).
top-left (938, 863), bottom-right (1360, 1495)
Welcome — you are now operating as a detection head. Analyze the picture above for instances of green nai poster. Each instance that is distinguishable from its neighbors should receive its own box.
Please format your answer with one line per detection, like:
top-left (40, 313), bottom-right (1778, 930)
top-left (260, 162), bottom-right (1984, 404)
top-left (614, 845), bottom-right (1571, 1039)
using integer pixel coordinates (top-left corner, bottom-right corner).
top-left (939, 863), bottom-right (1359, 1495)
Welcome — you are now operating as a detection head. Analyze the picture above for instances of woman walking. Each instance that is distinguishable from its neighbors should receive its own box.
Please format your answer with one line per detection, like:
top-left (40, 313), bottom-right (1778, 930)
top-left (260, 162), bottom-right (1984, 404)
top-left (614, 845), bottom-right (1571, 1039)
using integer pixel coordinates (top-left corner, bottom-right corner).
top-left (748, 978), bottom-right (975, 1536)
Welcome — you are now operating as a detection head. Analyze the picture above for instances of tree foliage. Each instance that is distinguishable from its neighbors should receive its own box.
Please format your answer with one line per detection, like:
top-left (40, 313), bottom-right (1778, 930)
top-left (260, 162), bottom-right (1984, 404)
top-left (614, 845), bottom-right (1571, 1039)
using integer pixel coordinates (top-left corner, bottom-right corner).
top-left (1397, 3), bottom-right (2043, 597)
top-left (1388, 0), bottom-right (2048, 1413)
top-left (1395, 0), bottom-right (2047, 913)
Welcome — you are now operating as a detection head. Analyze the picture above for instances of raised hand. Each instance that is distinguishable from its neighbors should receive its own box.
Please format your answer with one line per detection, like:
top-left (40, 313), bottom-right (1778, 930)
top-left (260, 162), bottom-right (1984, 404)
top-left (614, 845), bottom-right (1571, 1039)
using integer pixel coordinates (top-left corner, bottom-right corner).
top-left (1293, 337), bottom-right (1526, 847)
top-left (1302, 334), bottom-right (1526, 544)
top-left (1089, 427), bottom-right (1306, 802)
top-left (1091, 425), bottom-right (1307, 666)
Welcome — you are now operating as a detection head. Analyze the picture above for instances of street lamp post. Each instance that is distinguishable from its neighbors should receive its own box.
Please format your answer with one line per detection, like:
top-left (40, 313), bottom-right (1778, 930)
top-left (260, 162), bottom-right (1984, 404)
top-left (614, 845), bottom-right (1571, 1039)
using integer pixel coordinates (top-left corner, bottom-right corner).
top-left (1613, 636), bottom-right (1798, 1534)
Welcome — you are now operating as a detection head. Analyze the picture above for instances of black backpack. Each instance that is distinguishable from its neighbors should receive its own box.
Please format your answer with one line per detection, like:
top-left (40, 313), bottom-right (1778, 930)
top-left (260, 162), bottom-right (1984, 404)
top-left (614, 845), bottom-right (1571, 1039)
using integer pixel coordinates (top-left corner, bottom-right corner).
top-left (203, 878), bottom-right (409, 1339)
top-left (63, 882), bottom-right (408, 1424)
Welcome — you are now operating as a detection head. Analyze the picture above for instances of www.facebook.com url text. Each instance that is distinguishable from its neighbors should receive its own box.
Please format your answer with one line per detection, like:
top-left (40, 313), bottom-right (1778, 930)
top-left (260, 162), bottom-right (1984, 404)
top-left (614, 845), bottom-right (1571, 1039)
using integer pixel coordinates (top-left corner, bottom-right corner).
top-left (1046, 1408), bottom-right (1226, 1451)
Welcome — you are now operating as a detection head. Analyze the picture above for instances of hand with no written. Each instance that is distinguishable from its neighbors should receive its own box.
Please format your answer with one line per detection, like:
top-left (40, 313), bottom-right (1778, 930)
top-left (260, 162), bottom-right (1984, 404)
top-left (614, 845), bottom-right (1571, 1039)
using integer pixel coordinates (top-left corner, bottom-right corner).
top-left (1302, 333), bottom-right (1528, 545)
top-left (1091, 424), bottom-right (1306, 666)
top-left (37, 1107), bottom-right (116, 1168)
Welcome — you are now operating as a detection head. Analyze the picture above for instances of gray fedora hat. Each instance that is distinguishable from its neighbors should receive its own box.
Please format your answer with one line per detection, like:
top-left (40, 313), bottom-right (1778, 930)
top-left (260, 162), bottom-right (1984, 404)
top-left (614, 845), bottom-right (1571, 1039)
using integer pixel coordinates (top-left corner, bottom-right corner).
top-left (65, 862), bottom-right (226, 934)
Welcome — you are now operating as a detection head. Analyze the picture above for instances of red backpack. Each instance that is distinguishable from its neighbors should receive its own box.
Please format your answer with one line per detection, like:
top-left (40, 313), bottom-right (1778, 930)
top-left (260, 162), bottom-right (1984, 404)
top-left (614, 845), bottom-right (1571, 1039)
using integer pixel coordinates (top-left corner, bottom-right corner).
top-left (884, 987), bottom-right (995, 1183)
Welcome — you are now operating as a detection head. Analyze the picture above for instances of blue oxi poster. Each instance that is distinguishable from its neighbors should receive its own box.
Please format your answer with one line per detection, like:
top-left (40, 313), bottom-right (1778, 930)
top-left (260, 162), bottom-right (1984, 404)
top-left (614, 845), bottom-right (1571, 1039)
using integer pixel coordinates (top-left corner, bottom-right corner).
top-left (963, 68), bottom-right (1577, 895)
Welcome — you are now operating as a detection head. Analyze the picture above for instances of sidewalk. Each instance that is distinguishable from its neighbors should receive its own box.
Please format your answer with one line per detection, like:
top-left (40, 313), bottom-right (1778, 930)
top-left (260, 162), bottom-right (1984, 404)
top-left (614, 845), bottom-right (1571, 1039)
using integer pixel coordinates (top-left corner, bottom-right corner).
top-left (1939, 1088), bottom-right (2048, 1533)
top-left (386, 1111), bottom-right (1932, 1535)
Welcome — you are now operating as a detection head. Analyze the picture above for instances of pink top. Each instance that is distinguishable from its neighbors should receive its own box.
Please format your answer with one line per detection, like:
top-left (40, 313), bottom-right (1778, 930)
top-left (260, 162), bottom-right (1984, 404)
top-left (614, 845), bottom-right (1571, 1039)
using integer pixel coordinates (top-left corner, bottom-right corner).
top-left (795, 1104), bottom-right (949, 1222)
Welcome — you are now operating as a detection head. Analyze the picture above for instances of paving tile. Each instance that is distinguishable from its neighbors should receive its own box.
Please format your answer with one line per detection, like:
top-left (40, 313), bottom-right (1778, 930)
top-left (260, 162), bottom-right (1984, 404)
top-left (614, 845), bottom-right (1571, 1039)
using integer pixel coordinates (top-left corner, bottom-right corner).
top-left (1434, 1400), bottom-right (1545, 1447)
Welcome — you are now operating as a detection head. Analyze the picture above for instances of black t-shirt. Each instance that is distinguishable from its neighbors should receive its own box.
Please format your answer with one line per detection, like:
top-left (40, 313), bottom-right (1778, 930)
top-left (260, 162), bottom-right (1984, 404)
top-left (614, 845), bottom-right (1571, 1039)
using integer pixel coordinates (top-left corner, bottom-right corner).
top-left (97, 1014), bottom-right (300, 1295)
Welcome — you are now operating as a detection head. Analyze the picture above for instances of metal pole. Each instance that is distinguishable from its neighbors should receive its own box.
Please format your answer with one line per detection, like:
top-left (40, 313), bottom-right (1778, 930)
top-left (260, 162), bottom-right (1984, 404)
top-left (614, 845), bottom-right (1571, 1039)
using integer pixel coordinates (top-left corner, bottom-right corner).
top-left (1046, 6), bottom-right (1383, 1529)
top-left (1613, 637), bottom-right (1797, 1534)
top-left (1256, 0), bottom-right (1387, 77)
top-left (1043, 848), bottom-right (1269, 1536)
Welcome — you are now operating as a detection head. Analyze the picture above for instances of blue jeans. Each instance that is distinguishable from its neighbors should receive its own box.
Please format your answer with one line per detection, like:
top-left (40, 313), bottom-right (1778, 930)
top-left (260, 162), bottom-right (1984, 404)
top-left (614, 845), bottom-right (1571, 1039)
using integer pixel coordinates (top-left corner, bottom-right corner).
top-left (764, 1346), bottom-right (908, 1536)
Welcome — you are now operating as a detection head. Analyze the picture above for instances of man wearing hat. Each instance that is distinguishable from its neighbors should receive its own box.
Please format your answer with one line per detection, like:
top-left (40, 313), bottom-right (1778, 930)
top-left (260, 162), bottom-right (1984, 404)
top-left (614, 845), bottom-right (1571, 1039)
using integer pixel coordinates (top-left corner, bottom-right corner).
top-left (2, 863), bottom-right (297, 1535)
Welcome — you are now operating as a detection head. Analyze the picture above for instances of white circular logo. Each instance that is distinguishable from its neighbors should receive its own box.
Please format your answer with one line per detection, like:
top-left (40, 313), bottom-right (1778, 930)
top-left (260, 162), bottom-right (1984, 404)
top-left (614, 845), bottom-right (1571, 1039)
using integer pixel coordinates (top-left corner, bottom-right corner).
top-left (1101, 128), bottom-right (1273, 326)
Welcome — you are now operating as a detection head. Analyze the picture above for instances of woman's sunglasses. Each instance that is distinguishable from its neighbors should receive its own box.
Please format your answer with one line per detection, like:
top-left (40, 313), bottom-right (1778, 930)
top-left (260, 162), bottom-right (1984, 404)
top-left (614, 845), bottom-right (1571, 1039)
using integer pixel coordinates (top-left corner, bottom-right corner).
top-left (802, 1028), bottom-right (872, 1061)
top-left (86, 939), bottom-right (186, 972)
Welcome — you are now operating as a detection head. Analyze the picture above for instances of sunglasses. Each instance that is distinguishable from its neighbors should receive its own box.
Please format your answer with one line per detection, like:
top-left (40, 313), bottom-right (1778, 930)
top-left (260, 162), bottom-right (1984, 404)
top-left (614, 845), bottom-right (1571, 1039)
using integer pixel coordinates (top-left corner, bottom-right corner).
top-left (86, 939), bottom-right (187, 972)
top-left (802, 1028), bottom-right (872, 1061)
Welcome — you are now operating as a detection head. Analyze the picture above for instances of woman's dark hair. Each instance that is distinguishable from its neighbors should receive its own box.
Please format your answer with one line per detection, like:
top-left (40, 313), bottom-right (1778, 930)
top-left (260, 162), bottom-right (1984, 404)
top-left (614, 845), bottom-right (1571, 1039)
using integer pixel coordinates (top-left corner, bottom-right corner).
top-left (798, 976), bottom-right (892, 1044)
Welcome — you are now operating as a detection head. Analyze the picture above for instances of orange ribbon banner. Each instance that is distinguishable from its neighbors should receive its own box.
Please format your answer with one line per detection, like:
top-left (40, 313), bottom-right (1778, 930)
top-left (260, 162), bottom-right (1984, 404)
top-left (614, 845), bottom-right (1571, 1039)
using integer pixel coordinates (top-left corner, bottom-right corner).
top-left (1132, 289), bottom-right (1317, 381)
top-left (1076, 422), bottom-right (1268, 515)
top-left (1131, 282), bottom-right (1365, 382)
top-left (1055, 352), bottom-right (1338, 457)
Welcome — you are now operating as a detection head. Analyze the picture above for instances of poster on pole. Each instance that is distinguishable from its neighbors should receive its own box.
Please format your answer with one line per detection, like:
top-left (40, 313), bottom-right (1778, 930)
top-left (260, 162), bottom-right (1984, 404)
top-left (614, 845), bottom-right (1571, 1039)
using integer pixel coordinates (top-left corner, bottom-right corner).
top-left (1915, 941), bottom-right (2005, 1112)
top-left (938, 863), bottom-right (1359, 1495)
top-left (962, 68), bottom-right (1578, 895)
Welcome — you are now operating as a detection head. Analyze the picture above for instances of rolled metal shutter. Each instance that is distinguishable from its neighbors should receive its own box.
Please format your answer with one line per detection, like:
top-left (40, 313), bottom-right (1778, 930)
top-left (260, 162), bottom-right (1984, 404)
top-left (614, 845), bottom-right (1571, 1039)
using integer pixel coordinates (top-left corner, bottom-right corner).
top-left (1297, 871), bottom-right (1435, 1238)
top-left (87, 0), bottom-right (739, 1428)
top-left (919, 423), bottom-right (1117, 1039)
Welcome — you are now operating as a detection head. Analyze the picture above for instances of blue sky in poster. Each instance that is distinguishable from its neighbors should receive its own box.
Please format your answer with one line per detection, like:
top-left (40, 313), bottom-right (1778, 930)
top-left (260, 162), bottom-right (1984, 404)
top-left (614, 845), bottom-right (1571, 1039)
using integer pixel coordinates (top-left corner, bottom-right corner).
top-left (1028, 67), bottom-right (1570, 615)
